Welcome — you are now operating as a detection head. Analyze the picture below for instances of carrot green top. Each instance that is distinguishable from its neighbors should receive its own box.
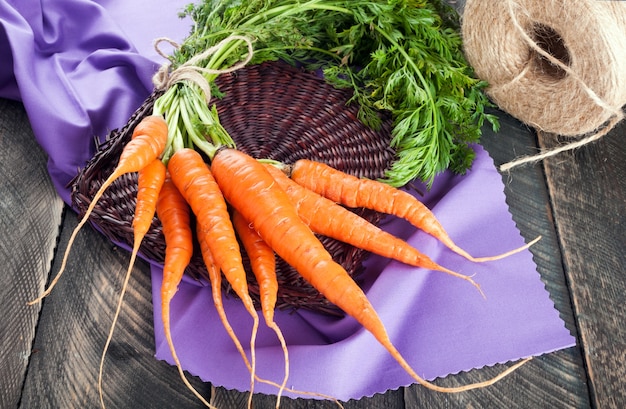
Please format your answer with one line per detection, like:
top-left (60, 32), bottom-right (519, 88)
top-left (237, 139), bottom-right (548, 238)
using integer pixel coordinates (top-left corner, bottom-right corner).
top-left (152, 0), bottom-right (498, 187)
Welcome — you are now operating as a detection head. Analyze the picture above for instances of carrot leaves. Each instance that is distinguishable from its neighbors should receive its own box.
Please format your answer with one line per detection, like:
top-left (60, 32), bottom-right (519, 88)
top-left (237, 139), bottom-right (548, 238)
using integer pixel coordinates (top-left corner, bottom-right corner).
top-left (163, 0), bottom-right (498, 186)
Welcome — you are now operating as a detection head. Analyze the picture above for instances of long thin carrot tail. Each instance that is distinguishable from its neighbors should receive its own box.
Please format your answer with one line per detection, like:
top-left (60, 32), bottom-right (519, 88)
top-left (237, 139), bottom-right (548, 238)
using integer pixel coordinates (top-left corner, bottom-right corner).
top-left (265, 164), bottom-right (484, 297)
top-left (196, 222), bottom-right (258, 407)
top-left (333, 269), bottom-right (528, 394)
top-left (287, 159), bottom-right (539, 264)
top-left (205, 267), bottom-right (299, 405)
top-left (458, 235), bottom-right (542, 263)
top-left (379, 328), bottom-right (531, 393)
top-left (162, 296), bottom-right (217, 409)
top-left (27, 171), bottom-right (120, 305)
top-left (97, 236), bottom-right (141, 409)
top-left (247, 309), bottom-right (258, 409)
top-left (231, 210), bottom-right (290, 407)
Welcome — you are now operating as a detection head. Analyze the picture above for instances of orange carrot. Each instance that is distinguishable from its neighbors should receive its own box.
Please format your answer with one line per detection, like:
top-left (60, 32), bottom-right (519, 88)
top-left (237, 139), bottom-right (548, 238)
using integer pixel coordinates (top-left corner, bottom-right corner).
top-left (232, 210), bottom-right (290, 405)
top-left (28, 115), bottom-right (169, 304)
top-left (288, 159), bottom-right (539, 262)
top-left (231, 211), bottom-right (278, 325)
top-left (197, 221), bottom-right (338, 406)
top-left (168, 148), bottom-right (258, 407)
top-left (98, 158), bottom-right (166, 408)
top-left (212, 148), bottom-right (524, 393)
top-left (196, 221), bottom-right (253, 371)
top-left (265, 164), bottom-right (482, 294)
top-left (157, 175), bottom-right (214, 408)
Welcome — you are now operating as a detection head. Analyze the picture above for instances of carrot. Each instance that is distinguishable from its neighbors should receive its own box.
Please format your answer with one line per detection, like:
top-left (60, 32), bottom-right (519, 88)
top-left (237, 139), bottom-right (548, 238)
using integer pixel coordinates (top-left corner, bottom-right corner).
top-left (212, 148), bottom-right (526, 393)
top-left (197, 221), bottom-right (342, 407)
top-left (264, 164), bottom-right (482, 295)
top-left (28, 115), bottom-right (169, 305)
top-left (196, 221), bottom-right (253, 371)
top-left (232, 210), bottom-right (290, 406)
top-left (98, 158), bottom-right (166, 408)
top-left (157, 175), bottom-right (215, 408)
top-left (288, 159), bottom-right (540, 262)
top-left (167, 148), bottom-right (258, 407)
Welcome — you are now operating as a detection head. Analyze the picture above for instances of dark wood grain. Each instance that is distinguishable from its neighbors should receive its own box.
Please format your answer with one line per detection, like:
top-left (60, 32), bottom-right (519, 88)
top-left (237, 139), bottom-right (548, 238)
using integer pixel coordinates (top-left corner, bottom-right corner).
top-left (538, 126), bottom-right (626, 409)
top-left (0, 99), bottom-right (64, 409)
top-left (210, 386), bottom-right (405, 409)
top-left (19, 213), bottom-right (211, 408)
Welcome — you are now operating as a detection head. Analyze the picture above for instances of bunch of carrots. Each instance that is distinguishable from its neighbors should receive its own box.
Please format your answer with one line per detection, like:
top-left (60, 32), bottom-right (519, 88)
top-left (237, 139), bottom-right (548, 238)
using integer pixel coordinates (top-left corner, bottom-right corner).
top-left (31, 107), bottom-right (537, 408)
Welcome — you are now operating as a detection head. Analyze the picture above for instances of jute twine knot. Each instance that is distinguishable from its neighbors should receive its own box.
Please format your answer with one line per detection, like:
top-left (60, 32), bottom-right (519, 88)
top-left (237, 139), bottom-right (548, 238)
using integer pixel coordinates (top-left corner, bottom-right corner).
top-left (461, 0), bottom-right (626, 171)
top-left (152, 35), bottom-right (254, 104)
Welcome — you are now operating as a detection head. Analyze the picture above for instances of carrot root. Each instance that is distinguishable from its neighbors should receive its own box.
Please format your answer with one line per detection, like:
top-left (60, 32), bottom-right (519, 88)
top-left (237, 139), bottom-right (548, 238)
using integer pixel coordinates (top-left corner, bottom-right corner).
top-left (162, 297), bottom-right (217, 409)
top-left (168, 148), bottom-right (259, 407)
top-left (28, 116), bottom-right (168, 305)
top-left (232, 210), bottom-right (290, 407)
top-left (265, 164), bottom-right (484, 297)
top-left (461, 235), bottom-right (542, 263)
top-left (288, 159), bottom-right (539, 264)
top-left (97, 239), bottom-right (139, 409)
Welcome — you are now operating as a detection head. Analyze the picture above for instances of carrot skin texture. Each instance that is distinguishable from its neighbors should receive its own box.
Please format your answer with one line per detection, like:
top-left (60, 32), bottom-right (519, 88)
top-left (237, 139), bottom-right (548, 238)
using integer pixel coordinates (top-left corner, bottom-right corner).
top-left (168, 148), bottom-right (258, 405)
top-left (98, 158), bottom-right (167, 408)
top-left (265, 165), bottom-right (468, 276)
top-left (28, 115), bottom-right (169, 304)
top-left (133, 159), bottom-right (167, 244)
top-left (210, 150), bottom-right (396, 374)
top-left (132, 114), bottom-right (169, 140)
top-left (115, 115), bottom-right (169, 177)
top-left (211, 150), bottom-right (370, 313)
top-left (156, 175), bottom-right (215, 408)
top-left (167, 148), bottom-right (251, 307)
top-left (157, 176), bottom-right (193, 306)
top-left (232, 209), bottom-right (292, 405)
top-left (212, 149), bottom-right (514, 393)
top-left (289, 159), bottom-right (485, 261)
top-left (196, 222), bottom-right (252, 367)
top-left (232, 210), bottom-right (279, 325)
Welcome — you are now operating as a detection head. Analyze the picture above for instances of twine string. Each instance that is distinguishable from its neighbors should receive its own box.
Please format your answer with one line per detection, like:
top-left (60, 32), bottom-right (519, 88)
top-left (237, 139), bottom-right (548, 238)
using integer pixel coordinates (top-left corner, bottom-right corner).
top-left (152, 35), bottom-right (254, 104)
top-left (499, 116), bottom-right (619, 171)
top-left (462, 0), bottom-right (626, 171)
top-left (497, 0), bottom-right (624, 171)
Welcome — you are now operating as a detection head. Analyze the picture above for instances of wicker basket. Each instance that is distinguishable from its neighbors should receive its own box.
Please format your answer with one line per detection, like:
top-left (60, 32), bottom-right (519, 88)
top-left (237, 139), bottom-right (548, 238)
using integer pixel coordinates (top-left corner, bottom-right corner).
top-left (71, 61), bottom-right (396, 316)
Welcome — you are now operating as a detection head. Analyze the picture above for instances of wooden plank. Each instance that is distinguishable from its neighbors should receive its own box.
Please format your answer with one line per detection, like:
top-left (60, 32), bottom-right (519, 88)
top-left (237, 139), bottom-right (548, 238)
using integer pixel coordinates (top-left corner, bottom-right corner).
top-left (538, 124), bottom-right (626, 408)
top-left (211, 386), bottom-right (405, 409)
top-left (214, 386), bottom-right (405, 409)
top-left (0, 99), bottom-right (64, 409)
top-left (19, 213), bottom-right (211, 408)
top-left (404, 110), bottom-right (590, 408)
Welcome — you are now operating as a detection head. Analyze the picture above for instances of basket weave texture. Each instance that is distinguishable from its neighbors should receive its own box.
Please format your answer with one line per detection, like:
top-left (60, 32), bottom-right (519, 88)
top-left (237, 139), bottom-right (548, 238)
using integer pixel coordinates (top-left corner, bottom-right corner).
top-left (71, 61), bottom-right (396, 315)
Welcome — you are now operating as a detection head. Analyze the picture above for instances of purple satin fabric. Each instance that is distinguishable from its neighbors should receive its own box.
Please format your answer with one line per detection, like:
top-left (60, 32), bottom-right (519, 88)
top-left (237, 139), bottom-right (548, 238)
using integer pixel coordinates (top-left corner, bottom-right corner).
top-left (0, 0), bottom-right (575, 401)
top-left (0, 0), bottom-right (188, 203)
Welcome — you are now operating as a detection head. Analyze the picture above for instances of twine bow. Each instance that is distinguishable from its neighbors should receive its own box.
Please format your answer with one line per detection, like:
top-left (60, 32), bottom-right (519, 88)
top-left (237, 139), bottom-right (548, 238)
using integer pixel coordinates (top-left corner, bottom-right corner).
top-left (152, 35), bottom-right (254, 105)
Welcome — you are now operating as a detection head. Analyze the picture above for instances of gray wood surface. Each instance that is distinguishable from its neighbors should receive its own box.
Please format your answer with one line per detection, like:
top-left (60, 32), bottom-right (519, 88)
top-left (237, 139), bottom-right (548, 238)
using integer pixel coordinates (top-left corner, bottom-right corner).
top-left (0, 99), bottom-right (64, 409)
top-left (540, 126), bottom-right (626, 407)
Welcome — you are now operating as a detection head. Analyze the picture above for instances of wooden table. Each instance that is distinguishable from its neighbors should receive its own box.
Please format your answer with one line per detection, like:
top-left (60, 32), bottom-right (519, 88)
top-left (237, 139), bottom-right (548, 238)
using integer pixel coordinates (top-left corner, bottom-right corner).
top-left (1, 17), bottom-right (625, 407)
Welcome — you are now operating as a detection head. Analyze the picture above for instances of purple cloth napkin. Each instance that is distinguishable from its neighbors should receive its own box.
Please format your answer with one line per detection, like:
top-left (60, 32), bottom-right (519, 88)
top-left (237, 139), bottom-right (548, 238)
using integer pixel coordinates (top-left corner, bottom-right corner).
top-left (151, 145), bottom-right (576, 400)
top-left (0, 0), bottom-right (576, 402)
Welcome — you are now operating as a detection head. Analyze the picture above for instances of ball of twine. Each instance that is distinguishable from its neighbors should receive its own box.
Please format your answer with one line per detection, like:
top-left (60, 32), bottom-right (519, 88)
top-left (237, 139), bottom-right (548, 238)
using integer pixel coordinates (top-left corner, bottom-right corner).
top-left (461, 0), bottom-right (626, 170)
